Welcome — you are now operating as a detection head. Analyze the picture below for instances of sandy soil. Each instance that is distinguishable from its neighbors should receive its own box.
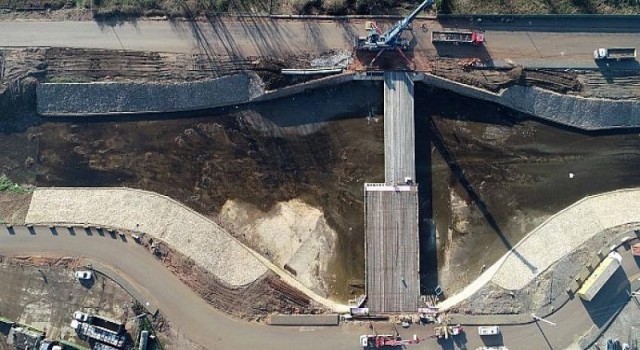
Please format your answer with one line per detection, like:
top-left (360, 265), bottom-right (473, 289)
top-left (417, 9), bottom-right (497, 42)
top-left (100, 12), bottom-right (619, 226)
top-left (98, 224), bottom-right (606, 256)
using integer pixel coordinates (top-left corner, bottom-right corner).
top-left (24, 187), bottom-right (269, 286)
top-left (0, 192), bottom-right (32, 224)
top-left (218, 198), bottom-right (337, 296)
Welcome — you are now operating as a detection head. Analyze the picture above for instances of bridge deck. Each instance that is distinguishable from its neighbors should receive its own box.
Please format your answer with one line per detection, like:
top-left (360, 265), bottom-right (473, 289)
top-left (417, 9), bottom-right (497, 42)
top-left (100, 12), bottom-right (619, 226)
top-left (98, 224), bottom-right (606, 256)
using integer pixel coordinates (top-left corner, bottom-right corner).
top-left (384, 71), bottom-right (415, 185)
top-left (365, 71), bottom-right (419, 313)
top-left (365, 184), bottom-right (420, 313)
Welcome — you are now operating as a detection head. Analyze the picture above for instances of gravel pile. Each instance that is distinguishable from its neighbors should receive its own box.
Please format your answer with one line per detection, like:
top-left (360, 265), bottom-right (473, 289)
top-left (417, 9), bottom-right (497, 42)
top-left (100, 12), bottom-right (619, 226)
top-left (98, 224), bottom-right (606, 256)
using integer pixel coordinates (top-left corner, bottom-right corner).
top-left (37, 73), bottom-right (264, 116)
top-left (25, 187), bottom-right (268, 286)
top-left (492, 189), bottom-right (640, 290)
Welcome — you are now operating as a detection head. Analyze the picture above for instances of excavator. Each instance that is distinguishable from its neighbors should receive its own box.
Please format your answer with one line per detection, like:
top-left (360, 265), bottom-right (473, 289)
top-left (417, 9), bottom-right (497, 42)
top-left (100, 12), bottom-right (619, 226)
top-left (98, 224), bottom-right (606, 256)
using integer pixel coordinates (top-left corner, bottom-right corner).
top-left (354, 0), bottom-right (434, 66)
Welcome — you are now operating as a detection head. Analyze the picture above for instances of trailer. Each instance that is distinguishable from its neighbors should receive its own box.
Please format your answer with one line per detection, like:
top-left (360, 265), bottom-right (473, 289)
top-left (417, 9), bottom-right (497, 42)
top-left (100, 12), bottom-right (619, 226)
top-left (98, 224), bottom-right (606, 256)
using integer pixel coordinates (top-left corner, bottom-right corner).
top-left (70, 320), bottom-right (125, 348)
top-left (431, 30), bottom-right (484, 45)
top-left (577, 251), bottom-right (622, 301)
top-left (593, 48), bottom-right (636, 60)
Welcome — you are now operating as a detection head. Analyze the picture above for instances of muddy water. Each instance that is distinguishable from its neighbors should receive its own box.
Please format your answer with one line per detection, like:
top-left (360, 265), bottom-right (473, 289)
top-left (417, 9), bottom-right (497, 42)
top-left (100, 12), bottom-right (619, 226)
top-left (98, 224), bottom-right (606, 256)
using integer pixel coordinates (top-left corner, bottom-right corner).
top-left (3, 82), bottom-right (640, 301)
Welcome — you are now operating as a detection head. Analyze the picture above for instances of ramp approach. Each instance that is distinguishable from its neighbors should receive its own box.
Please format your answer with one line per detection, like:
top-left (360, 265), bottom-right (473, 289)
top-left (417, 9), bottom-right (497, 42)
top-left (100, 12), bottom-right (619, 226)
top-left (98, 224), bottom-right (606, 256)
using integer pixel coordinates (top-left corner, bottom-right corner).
top-left (365, 72), bottom-right (419, 313)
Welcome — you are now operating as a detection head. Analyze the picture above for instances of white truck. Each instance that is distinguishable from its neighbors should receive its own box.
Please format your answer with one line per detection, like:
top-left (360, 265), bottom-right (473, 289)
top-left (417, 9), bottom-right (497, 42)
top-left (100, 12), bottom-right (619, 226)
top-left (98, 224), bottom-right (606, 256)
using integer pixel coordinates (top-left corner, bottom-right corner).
top-left (577, 251), bottom-right (622, 301)
top-left (593, 48), bottom-right (636, 61)
top-left (478, 326), bottom-right (500, 336)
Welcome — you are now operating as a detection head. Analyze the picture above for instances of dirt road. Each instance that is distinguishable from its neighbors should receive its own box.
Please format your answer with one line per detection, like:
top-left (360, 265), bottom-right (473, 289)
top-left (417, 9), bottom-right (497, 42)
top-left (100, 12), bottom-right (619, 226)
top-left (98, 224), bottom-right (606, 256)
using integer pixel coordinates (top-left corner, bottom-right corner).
top-left (0, 225), bottom-right (359, 349)
top-left (0, 224), bottom-right (638, 350)
top-left (1, 18), bottom-right (639, 67)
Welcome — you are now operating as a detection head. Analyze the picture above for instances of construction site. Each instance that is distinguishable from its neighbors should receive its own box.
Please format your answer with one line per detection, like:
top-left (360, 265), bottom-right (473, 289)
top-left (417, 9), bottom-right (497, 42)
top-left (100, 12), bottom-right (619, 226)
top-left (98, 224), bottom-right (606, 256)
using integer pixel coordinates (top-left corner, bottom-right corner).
top-left (2, 0), bottom-right (640, 349)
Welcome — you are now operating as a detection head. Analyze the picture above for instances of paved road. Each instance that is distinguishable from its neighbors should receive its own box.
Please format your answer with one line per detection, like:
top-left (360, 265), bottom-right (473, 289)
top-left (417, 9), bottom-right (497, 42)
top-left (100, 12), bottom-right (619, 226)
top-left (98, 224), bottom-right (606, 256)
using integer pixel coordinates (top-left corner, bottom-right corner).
top-left (1, 224), bottom-right (638, 350)
top-left (1, 18), bottom-right (640, 68)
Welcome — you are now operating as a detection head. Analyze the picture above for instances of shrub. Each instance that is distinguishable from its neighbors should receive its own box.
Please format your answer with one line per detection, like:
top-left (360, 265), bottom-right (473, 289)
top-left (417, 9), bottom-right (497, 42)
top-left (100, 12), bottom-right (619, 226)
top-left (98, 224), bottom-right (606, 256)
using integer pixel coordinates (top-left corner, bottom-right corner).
top-left (322, 0), bottom-right (348, 14)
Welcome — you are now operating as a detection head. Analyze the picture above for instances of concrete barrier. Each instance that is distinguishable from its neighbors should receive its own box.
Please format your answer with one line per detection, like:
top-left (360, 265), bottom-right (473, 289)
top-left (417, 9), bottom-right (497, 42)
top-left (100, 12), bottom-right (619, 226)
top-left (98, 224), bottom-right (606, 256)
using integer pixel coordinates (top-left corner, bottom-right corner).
top-left (269, 314), bottom-right (340, 326)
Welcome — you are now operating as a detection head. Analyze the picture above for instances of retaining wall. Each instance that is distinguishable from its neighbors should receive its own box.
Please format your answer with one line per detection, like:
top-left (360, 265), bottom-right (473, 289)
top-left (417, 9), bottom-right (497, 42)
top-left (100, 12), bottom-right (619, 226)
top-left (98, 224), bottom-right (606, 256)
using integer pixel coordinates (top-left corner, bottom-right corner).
top-left (422, 73), bottom-right (640, 130)
top-left (37, 69), bottom-right (640, 130)
top-left (36, 73), bottom-right (265, 116)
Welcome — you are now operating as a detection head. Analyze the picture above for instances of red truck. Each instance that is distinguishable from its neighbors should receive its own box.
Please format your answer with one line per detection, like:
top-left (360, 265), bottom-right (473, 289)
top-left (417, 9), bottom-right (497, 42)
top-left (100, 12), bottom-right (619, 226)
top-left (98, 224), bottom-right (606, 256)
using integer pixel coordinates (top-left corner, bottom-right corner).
top-left (431, 30), bottom-right (484, 45)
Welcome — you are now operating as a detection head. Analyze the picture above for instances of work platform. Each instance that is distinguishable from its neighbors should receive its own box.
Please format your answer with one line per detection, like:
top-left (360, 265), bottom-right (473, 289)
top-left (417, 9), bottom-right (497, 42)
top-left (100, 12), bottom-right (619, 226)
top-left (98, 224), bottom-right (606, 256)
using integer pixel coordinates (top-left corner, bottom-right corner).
top-left (365, 72), bottom-right (419, 313)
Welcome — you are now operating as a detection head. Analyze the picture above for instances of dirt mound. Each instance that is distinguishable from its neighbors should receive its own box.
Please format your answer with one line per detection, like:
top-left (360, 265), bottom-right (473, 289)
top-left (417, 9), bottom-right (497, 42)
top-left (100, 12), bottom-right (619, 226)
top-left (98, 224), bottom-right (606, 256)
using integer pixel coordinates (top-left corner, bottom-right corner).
top-left (6, 255), bottom-right (80, 268)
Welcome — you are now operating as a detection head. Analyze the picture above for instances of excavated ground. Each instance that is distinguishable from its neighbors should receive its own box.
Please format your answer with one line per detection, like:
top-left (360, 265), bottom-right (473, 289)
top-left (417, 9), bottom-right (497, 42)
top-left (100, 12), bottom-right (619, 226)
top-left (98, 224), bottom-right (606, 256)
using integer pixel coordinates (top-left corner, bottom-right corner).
top-left (5, 45), bottom-right (640, 315)
top-left (137, 237), bottom-right (316, 321)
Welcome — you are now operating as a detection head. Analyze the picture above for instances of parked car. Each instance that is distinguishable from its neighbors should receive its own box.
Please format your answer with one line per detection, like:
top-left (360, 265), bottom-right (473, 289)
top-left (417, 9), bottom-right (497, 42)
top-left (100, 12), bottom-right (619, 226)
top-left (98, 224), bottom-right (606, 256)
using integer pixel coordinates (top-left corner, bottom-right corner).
top-left (622, 343), bottom-right (630, 350)
top-left (607, 339), bottom-right (614, 350)
top-left (74, 270), bottom-right (93, 280)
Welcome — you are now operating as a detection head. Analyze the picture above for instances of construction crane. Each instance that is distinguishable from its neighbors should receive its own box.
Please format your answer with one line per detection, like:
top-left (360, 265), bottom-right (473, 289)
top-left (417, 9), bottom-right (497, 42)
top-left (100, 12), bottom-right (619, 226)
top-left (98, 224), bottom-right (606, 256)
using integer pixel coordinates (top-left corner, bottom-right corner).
top-left (354, 0), bottom-right (434, 66)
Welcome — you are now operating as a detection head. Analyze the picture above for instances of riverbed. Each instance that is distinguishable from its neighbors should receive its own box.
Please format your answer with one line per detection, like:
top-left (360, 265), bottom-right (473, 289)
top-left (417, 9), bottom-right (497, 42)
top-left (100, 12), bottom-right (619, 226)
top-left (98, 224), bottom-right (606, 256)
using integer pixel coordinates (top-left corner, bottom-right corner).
top-left (3, 82), bottom-right (640, 300)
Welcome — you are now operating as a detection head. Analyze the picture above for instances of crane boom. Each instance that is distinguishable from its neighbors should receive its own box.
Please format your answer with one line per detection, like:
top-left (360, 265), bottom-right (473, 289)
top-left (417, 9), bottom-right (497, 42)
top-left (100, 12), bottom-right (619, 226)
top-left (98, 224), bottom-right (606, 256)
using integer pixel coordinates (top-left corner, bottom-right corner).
top-left (354, 0), bottom-right (433, 52)
top-left (382, 0), bottom-right (433, 45)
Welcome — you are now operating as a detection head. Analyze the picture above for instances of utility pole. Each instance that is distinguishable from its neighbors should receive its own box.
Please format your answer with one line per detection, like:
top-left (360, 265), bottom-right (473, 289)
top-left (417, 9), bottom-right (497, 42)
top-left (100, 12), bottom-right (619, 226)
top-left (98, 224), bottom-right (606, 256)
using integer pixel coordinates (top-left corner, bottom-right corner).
top-left (532, 313), bottom-right (557, 327)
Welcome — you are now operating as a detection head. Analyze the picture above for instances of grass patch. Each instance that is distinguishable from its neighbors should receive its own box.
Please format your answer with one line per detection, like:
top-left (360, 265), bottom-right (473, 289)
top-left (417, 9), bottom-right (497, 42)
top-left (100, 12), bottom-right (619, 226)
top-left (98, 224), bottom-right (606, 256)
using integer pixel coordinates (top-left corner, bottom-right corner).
top-left (451, 0), bottom-right (640, 13)
top-left (92, 0), bottom-right (162, 16)
top-left (0, 0), bottom-right (68, 10)
top-left (0, 175), bottom-right (31, 194)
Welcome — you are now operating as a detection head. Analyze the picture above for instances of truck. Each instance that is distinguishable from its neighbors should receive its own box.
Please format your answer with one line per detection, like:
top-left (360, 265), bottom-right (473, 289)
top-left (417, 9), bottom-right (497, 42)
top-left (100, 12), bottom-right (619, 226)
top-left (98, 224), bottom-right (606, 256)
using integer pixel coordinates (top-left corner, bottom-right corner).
top-left (593, 48), bottom-right (636, 61)
top-left (577, 251), bottom-right (622, 301)
top-left (478, 326), bottom-right (500, 336)
top-left (431, 30), bottom-right (484, 45)
top-left (70, 320), bottom-right (125, 348)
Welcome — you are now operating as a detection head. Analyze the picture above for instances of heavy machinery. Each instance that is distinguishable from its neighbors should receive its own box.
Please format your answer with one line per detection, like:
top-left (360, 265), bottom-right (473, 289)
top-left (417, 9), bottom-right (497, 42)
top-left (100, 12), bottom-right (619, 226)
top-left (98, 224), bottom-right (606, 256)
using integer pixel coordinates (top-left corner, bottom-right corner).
top-left (434, 323), bottom-right (464, 339)
top-left (593, 47), bottom-right (636, 61)
top-left (354, 0), bottom-right (434, 66)
top-left (359, 323), bottom-right (422, 348)
top-left (431, 30), bottom-right (485, 45)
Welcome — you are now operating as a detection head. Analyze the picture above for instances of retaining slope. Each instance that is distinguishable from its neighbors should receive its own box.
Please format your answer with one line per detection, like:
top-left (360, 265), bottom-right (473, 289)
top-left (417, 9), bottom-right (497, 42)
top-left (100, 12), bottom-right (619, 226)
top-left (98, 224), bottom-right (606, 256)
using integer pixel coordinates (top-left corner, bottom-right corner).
top-left (36, 73), bottom-right (265, 116)
top-left (422, 73), bottom-right (640, 130)
top-left (36, 69), bottom-right (640, 131)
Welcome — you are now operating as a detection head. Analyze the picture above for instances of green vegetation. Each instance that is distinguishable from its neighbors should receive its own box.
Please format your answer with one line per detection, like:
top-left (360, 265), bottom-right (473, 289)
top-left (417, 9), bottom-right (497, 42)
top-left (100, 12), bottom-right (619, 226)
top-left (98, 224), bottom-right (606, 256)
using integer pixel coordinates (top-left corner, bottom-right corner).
top-left (56, 339), bottom-right (91, 350)
top-left (0, 0), bottom-right (68, 10)
top-left (450, 0), bottom-right (640, 14)
top-left (0, 175), bottom-right (31, 194)
top-left (2, 0), bottom-right (640, 16)
top-left (131, 302), bottom-right (164, 350)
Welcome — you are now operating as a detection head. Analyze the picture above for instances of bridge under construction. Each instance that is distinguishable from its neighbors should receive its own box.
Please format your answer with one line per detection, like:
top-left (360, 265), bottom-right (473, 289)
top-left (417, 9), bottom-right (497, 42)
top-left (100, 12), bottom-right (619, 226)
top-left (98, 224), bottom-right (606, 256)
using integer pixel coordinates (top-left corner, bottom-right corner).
top-left (365, 71), bottom-right (420, 313)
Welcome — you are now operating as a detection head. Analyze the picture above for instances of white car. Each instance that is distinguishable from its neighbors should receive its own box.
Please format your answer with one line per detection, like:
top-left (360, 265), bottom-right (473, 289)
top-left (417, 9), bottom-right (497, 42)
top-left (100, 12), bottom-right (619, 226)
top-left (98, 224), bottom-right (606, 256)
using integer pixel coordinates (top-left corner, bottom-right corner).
top-left (73, 311), bottom-right (90, 322)
top-left (74, 270), bottom-right (93, 280)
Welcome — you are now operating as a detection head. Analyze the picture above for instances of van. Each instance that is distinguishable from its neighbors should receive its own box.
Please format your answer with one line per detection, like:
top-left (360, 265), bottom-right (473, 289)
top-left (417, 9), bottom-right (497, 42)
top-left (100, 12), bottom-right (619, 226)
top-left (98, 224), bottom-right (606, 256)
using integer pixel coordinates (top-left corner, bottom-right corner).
top-left (478, 326), bottom-right (500, 336)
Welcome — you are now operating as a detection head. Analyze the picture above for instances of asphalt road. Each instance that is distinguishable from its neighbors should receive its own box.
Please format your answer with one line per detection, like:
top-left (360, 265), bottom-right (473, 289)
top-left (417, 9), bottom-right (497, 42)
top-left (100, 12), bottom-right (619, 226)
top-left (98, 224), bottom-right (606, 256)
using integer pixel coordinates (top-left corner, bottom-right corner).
top-left (1, 18), bottom-right (640, 68)
top-left (1, 224), bottom-right (638, 350)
